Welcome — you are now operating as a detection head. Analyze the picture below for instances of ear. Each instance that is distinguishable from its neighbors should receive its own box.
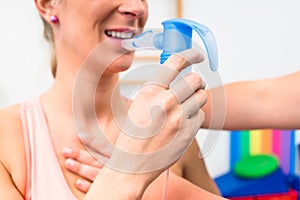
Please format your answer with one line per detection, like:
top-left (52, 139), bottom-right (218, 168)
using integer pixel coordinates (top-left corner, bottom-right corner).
top-left (34, 0), bottom-right (56, 22)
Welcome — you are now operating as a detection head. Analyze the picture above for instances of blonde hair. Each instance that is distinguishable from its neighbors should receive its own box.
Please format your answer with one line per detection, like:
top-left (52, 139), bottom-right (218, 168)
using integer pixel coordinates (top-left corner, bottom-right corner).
top-left (42, 18), bottom-right (57, 77)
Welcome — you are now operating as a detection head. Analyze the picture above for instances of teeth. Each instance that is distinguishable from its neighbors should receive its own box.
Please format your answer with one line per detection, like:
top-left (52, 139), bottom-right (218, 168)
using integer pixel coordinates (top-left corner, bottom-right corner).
top-left (106, 31), bottom-right (133, 39)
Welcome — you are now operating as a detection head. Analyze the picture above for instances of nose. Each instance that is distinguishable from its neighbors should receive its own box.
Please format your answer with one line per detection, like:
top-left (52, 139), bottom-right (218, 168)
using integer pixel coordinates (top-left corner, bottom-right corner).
top-left (118, 0), bottom-right (146, 20)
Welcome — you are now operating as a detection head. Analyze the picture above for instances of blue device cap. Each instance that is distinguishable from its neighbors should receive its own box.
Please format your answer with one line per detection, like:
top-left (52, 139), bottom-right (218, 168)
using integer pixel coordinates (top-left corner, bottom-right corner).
top-left (161, 18), bottom-right (219, 71)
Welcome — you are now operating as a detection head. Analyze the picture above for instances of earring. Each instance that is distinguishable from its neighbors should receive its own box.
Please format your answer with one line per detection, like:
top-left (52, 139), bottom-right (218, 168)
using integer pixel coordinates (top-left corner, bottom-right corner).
top-left (50, 15), bottom-right (59, 23)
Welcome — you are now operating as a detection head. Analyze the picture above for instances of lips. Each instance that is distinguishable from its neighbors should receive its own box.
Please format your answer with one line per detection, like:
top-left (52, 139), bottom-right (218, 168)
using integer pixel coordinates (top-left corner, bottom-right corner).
top-left (104, 29), bottom-right (135, 39)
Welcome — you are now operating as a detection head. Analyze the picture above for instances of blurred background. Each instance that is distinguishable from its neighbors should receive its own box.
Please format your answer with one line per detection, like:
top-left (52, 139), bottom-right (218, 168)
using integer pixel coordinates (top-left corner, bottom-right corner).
top-left (0, 0), bottom-right (299, 180)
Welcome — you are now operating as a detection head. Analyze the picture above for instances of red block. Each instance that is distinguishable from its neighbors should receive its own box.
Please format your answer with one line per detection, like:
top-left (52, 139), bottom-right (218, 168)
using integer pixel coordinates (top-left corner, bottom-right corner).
top-left (229, 190), bottom-right (298, 200)
top-left (229, 197), bottom-right (254, 200)
top-left (256, 190), bottom-right (298, 200)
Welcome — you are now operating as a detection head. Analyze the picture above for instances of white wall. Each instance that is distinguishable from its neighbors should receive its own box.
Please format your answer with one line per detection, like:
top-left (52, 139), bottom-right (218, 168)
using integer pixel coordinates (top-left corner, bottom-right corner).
top-left (0, 0), bottom-right (299, 178)
top-left (184, 0), bottom-right (300, 82)
top-left (0, 1), bottom-right (52, 108)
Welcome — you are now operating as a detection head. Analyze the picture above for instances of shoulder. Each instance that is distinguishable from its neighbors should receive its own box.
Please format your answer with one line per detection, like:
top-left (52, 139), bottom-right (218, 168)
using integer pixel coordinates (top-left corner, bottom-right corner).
top-left (0, 104), bottom-right (27, 196)
top-left (0, 104), bottom-right (23, 143)
top-left (0, 104), bottom-right (22, 124)
top-left (178, 139), bottom-right (200, 165)
top-left (171, 139), bottom-right (200, 175)
top-left (0, 104), bottom-right (23, 146)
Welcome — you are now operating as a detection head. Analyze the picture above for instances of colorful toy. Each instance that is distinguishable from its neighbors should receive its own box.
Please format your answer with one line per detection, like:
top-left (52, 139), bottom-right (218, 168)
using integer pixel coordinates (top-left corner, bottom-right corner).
top-left (215, 129), bottom-right (299, 199)
top-left (233, 154), bottom-right (279, 179)
top-left (229, 129), bottom-right (296, 175)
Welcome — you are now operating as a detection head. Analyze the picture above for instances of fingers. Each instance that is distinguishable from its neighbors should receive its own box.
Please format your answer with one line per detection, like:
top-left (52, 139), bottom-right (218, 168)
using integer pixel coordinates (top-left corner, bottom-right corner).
top-left (150, 49), bottom-right (205, 88)
top-left (164, 49), bottom-right (205, 72)
top-left (169, 72), bottom-right (206, 103)
top-left (62, 147), bottom-right (103, 168)
top-left (65, 158), bottom-right (100, 182)
top-left (75, 179), bottom-right (92, 193)
top-left (62, 148), bottom-right (103, 192)
top-left (181, 89), bottom-right (208, 118)
top-left (62, 147), bottom-right (102, 183)
top-left (188, 109), bottom-right (206, 131)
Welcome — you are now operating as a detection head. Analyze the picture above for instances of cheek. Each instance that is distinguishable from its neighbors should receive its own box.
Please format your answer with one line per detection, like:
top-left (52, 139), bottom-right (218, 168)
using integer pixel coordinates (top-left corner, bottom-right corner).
top-left (139, 1), bottom-right (149, 27)
top-left (57, 8), bottom-right (102, 52)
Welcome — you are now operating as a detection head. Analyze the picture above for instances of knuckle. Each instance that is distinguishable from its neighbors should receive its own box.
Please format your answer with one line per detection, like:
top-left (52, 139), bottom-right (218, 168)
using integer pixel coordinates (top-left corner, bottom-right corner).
top-left (93, 160), bottom-right (104, 168)
top-left (177, 49), bottom-right (205, 64)
top-left (164, 53), bottom-right (187, 70)
top-left (169, 53), bottom-right (187, 66)
top-left (196, 75), bottom-right (207, 89)
top-left (198, 110), bottom-right (205, 124)
top-left (166, 120), bottom-right (180, 133)
top-left (159, 91), bottom-right (178, 107)
top-left (192, 51), bottom-right (205, 63)
top-left (72, 149), bottom-right (80, 159)
top-left (168, 110), bottom-right (183, 129)
top-left (198, 90), bottom-right (208, 103)
top-left (188, 73), bottom-right (204, 87)
top-left (90, 169), bottom-right (99, 180)
top-left (196, 88), bottom-right (207, 96)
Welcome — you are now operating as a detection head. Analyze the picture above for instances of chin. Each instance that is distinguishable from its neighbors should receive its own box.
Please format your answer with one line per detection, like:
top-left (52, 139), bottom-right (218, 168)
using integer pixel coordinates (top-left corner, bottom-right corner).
top-left (104, 52), bottom-right (135, 74)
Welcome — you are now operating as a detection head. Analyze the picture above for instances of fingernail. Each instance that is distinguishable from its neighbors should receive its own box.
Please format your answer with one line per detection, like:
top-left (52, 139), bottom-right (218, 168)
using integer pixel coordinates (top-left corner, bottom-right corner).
top-left (76, 179), bottom-right (84, 187)
top-left (65, 158), bottom-right (75, 168)
top-left (62, 147), bottom-right (72, 156)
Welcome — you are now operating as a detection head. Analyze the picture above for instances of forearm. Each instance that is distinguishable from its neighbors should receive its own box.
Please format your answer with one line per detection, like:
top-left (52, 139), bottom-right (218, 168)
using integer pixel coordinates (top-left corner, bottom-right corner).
top-left (165, 172), bottom-right (226, 200)
top-left (202, 80), bottom-right (272, 130)
top-left (84, 167), bottom-right (152, 200)
top-left (202, 74), bottom-right (300, 130)
top-left (203, 82), bottom-right (264, 130)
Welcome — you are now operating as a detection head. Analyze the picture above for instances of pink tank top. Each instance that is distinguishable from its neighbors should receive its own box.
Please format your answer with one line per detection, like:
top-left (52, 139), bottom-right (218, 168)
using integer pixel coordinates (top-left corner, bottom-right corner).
top-left (21, 98), bottom-right (77, 200)
top-left (21, 97), bottom-right (169, 200)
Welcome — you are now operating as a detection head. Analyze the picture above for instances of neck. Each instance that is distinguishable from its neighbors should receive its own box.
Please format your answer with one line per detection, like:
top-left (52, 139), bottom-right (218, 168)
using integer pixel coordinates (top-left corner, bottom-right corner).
top-left (43, 67), bottom-right (128, 121)
top-left (43, 42), bottom-right (130, 137)
top-left (50, 36), bottom-right (131, 117)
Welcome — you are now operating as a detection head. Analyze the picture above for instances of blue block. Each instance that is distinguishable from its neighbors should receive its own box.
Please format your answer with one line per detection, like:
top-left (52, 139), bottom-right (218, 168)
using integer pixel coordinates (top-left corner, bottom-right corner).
top-left (214, 168), bottom-right (289, 197)
top-left (286, 174), bottom-right (299, 191)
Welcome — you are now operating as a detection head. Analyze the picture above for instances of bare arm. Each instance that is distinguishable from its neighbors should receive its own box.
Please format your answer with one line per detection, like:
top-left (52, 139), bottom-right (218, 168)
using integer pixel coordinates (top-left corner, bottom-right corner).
top-left (0, 107), bottom-right (26, 199)
top-left (202, 71), bottom-right (300, 130)
top-left (176, 140), bottom-right (220, 195)
top-left (143, 171), bottom-right (225, 200)
top-left (64, 141), bottom-right (221, 196)
top-left (0, 162), bottom-right (24, 199)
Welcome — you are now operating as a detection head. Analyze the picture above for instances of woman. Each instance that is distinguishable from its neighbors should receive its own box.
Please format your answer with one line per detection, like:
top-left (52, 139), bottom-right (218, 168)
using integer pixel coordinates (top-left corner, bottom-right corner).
top-left (0, 0), bottom-right (223, 199)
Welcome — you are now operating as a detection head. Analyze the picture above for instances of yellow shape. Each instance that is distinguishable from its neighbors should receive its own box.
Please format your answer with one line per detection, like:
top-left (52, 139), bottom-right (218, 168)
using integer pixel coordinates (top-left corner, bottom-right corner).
top-left (250, 129), bottom-right (263, 155)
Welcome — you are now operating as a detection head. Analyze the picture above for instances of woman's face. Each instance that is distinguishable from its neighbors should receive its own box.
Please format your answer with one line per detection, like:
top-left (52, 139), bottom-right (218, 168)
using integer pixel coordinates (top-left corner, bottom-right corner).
top-left (54, 0), bottom-right (148, 73)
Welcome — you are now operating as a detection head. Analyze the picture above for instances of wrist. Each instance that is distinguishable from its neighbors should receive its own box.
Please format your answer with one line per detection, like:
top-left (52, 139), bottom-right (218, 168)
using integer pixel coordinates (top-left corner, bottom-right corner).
top-left (104, 167), bottom-right (151, 198)
top-left (85, 166), bottom-right (154, 200)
